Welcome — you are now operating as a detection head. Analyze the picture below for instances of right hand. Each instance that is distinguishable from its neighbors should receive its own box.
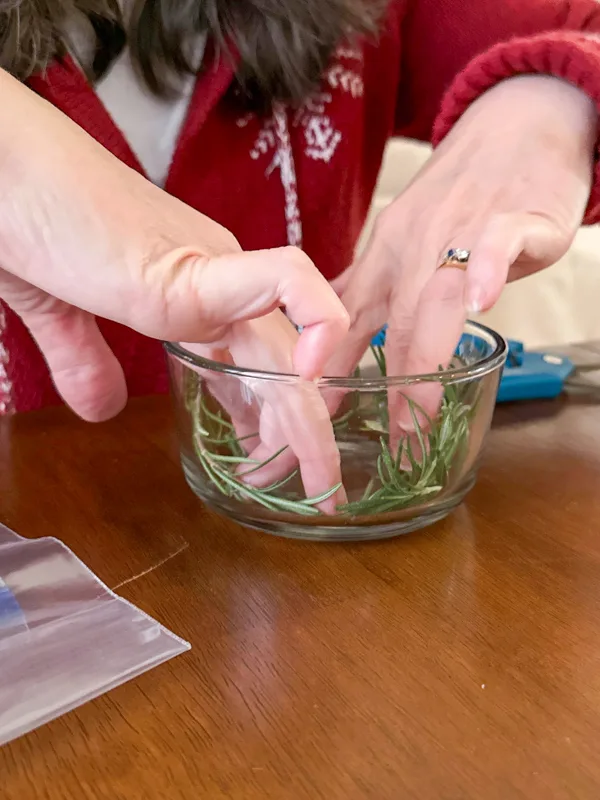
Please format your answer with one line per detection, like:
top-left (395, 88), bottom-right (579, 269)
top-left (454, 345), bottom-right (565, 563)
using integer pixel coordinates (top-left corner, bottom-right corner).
top-left (0, 70), bottom-right (349, 507)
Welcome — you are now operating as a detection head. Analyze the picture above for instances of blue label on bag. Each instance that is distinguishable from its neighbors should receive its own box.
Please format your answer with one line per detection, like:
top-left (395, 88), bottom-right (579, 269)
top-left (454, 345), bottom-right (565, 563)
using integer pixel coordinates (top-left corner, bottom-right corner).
top-left (0, 578), bottom-right (26, 632)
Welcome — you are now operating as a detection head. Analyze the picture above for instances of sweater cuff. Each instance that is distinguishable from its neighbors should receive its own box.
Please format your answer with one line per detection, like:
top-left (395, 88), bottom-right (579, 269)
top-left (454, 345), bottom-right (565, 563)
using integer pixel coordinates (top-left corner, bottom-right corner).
top-left (432, 33), bottom-right (600, 225)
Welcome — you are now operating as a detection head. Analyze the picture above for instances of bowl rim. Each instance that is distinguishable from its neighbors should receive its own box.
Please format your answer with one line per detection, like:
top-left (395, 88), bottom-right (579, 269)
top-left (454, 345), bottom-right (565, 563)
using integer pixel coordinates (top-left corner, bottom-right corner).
top-left (163, 320), bottom-right (507, 388)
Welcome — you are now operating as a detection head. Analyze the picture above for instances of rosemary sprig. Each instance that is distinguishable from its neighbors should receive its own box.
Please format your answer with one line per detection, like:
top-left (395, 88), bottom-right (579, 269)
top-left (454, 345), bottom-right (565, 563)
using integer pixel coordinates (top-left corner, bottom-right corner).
top-left (186, 344), bottom-right (477, 518)
top-left (190, 391), bottom-right (342, 515)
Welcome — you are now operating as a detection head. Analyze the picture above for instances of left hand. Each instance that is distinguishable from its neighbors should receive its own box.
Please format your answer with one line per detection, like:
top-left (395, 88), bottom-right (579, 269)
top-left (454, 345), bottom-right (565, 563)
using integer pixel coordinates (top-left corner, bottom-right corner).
top-left (327, 75), bottom-right (597, 425)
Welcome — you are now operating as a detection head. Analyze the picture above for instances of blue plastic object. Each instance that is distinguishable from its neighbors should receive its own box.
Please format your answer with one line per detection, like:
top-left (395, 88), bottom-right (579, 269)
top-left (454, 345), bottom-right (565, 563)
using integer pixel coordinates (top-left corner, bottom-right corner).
top-left (496, 340), bottom-right (575, 402)
top-left (370, 325), bottom-right (388, 348)
top-left (369, 329), bottom-right (575, 403)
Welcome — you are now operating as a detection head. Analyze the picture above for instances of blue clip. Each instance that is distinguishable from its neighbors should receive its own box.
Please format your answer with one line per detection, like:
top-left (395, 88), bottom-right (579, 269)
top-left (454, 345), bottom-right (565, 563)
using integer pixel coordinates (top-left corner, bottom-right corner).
top-left (496, 341), bottom-right (574, 402)
top-left (505, 339), bottom-right (524, 367)
top-left (370, 325), bottom-right (387, 348)
top-left (370, 329), bottom-right (575, 403)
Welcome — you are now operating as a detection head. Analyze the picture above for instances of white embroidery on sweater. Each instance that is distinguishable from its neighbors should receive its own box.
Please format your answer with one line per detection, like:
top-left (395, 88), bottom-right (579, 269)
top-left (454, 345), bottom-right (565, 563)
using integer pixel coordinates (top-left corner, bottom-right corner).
top-left (293, 94), bottom-right (342, 163)
top-left (0, 304), bottom-right (13, 415)
top-left (325, 64), bottom-right (364, 98)
top-left (272, 104), bottom-right (303, 248)
top-left (239, 44), bottom-right (364, 170)
top-left (334, 45), bottom-right (363, 60)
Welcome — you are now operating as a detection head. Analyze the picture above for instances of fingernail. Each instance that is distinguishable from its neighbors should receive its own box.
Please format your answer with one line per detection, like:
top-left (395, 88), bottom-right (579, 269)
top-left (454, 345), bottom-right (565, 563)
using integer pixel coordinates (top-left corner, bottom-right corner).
top-left (465, 287), bottom-right (483, 315)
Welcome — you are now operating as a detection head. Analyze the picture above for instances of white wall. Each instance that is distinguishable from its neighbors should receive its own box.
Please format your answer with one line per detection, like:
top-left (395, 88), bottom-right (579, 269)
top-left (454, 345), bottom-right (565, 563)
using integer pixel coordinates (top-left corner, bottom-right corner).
top-left (361, 139), bottom-right (600, 348)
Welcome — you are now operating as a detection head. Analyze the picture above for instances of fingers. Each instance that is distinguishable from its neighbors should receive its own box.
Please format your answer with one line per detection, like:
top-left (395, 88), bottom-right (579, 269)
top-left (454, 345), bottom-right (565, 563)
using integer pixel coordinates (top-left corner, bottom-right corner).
top-left (388, 212), bottom-right (562, 431)
top-left (329, 266), bottom-right (353, 297)
top-left (324, 218), bottom-right (437, 381)
top-left (195, 247), bottom-right (350, 380)
top-left (389, 266), bottom-right (466, 433)
top-left (0, 267), bottom-right (126, 421)
top-left (185, 313), bottom-right (345, 513)
top-left (325, 259), bottom-right (389, 379)
top-left (181, 343), bottom-right (261, 450)
top-left (227, 313), bottom-right (345, 510)
top-left (242, 384), bottom-right (346, 514)
top-left (463, 212), bottom-right (558, 313)
top-left (3, 290), bottom-right (127, 422)
top-left (293, 320), bottom-right (348, 383)
top-left (240, 439), bottom-right (300, 490)
top-left (32, 313), bottom-right (126, 422)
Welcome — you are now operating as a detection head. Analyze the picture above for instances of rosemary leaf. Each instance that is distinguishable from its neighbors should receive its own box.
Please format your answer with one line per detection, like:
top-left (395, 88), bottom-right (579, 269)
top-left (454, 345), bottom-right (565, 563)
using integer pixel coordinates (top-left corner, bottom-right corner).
top-left (200, 396), bottom-right (235, 430)
top-left (263, 470), bottom-right (299, 492)
top-left (189, 346), bottom-right (476, 520)
top-left (238, 445), bottom-right (289, 477)
top-left (408, 400), bottom-right (429, 470)
top-left (204, 452), bottom-right (261, 465)
top-left (299, 483), bottom-right (343, 506)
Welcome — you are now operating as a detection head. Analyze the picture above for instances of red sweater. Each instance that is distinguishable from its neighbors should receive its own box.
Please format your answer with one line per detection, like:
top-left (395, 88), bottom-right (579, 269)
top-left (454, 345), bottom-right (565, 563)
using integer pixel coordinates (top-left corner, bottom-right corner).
top-left (5, 0), bottom-right (600, 414)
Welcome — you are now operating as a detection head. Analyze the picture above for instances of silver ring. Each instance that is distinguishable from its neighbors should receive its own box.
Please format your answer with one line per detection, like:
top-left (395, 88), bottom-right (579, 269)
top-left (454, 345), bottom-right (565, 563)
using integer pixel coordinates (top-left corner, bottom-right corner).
top-left (438, 248), bottom-right (471, 271)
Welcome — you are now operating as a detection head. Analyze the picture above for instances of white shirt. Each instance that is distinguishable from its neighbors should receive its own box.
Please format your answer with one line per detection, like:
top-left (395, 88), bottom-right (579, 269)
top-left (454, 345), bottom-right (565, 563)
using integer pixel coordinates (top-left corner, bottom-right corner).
top-left (95, 47), bottom-right (199, 186)
top-left (68, 2), bottom-right (202, 187)
top-left (86, 0), bottom-right (205, 188)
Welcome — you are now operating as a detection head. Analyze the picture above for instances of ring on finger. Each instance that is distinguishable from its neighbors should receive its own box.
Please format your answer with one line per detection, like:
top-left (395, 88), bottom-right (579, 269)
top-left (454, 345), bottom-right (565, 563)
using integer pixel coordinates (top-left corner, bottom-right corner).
top-left (438, 248), bottom-right (471, 272)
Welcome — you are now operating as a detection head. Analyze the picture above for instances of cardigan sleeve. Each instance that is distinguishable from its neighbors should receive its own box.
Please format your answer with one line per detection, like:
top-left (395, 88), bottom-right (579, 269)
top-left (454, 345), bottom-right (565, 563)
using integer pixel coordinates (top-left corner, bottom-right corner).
top-left (395, 0), bottom-right (600, 223)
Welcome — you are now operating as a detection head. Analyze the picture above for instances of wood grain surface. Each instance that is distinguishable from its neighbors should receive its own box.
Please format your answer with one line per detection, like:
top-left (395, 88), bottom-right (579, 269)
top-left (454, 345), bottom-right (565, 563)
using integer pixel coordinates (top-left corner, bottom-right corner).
top-left (2, 349), bottom-right (600, 799)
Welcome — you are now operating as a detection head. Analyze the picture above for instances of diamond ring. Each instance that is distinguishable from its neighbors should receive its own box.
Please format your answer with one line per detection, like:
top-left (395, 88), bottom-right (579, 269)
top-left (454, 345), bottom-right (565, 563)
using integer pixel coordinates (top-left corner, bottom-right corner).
top-left (438, 248), bottom-right (471, 271)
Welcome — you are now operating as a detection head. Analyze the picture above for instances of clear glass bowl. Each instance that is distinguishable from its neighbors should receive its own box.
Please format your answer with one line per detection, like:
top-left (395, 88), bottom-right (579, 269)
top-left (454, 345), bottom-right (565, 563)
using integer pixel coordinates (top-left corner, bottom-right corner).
top-left (165, 321), bottom-right (507, 542)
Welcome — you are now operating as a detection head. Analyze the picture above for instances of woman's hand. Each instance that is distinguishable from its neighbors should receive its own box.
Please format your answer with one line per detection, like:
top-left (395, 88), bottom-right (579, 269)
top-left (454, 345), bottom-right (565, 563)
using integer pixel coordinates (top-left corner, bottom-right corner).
top-left (184, 315), bottom-right (348, 513)
top-left (0, 69), bottom-right (348, 507)
top-left (328, 75), bottom-right (597, 425)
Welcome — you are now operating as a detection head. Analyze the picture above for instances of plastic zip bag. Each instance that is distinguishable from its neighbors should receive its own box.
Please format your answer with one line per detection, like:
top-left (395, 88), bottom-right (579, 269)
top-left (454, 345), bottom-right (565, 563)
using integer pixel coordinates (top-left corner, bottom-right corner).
top-left (0, 523), bottom-right (190, 746)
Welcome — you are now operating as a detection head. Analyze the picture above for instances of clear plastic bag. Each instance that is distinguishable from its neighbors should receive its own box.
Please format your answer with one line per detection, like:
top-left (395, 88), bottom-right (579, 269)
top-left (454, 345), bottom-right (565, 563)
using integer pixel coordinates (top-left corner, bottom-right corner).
top-left (0, 523), bottom-right (190, 746)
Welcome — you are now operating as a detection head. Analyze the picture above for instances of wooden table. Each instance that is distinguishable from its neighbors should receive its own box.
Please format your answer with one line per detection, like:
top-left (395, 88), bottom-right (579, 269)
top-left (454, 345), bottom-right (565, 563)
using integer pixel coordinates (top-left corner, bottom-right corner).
top-left (2, 345), bottom-right (600, 799)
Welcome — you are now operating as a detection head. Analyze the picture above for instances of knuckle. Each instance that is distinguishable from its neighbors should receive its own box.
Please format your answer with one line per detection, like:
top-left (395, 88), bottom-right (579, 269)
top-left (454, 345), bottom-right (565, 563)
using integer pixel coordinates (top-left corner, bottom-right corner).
top-left (346, 298), bottom-right (380, 335)
top-left (373, 204), bottom-right (401, 245)
top-left (202, 228), bottom-right (241, 258)
top-left (428, 270), bottom-right (465, 306)
top-left (335, 304), bottom-right (351, 330)
top-left (281, 246), bottom-right (314, 275)
top-left (387, 312), bottom-right (414, 340)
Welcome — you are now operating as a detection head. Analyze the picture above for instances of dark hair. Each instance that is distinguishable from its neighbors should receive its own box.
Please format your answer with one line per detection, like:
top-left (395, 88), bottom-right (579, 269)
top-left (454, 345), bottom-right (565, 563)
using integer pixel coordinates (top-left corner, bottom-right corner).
top-left (0, 0), bottom-right (386, 109)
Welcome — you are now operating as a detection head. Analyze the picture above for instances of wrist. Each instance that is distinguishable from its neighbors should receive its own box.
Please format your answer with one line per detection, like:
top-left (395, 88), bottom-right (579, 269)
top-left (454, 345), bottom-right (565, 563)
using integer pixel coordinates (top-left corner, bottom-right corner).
top-left (459, 75), bottom-right (597, 152)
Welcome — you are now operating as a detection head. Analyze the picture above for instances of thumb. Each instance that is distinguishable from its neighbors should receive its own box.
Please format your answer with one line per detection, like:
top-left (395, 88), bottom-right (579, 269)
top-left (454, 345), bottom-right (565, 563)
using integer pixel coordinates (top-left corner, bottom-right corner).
top-left (463, 212), bottom-right (563, 314)
top-left (0, 269), bottom-right (126, 422)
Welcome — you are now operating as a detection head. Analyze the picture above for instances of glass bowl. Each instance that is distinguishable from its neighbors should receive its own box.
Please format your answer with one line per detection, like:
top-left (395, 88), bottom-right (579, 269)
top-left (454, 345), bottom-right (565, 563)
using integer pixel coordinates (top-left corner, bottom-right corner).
top-left (165, 321), bottom-right (507, 542)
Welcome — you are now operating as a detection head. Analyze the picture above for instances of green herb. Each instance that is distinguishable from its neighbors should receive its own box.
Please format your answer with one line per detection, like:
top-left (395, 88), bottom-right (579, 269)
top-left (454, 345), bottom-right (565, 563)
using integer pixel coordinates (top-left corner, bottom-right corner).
top-left (187, 345), bottom-right (477, 518)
